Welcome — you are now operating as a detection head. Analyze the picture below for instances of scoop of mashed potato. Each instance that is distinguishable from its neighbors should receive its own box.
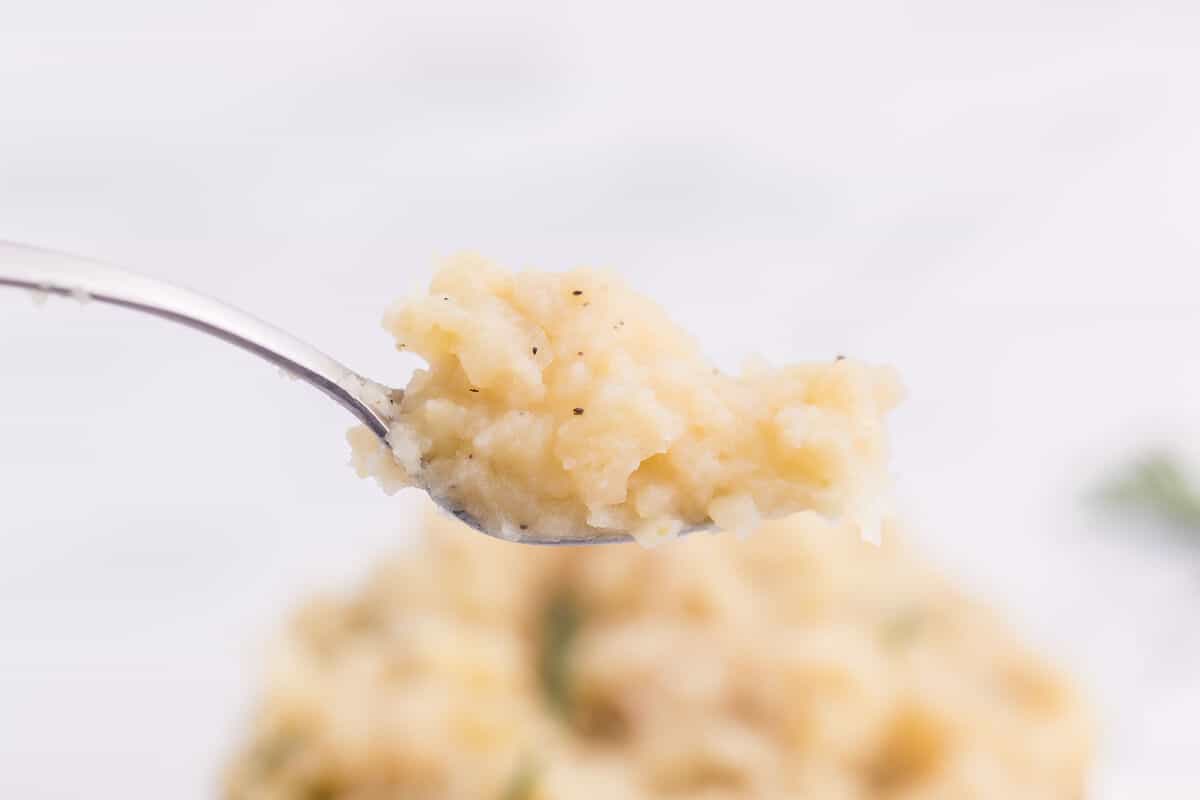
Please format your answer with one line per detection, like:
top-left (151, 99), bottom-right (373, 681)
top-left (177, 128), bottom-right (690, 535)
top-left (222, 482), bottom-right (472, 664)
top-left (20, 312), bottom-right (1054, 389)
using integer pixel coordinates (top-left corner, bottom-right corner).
top-left (348, 255), bottom-right (903, 543)
top-left (225, 511), bottom-right (1092, 800)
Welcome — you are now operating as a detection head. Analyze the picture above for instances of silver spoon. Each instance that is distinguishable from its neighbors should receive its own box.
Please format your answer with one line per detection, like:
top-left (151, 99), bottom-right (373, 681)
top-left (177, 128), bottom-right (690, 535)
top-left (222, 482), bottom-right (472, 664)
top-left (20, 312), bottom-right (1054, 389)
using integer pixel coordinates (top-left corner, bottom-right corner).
top-left (0, 240), bottom-right (709, 545)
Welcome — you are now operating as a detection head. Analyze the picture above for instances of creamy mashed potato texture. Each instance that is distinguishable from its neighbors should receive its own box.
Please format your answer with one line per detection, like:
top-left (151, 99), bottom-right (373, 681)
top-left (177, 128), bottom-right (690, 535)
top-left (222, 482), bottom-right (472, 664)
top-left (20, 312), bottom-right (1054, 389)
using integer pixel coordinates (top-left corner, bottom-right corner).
top-left (349, 255), bottom-right (903, 543)
top-left (226, 511), bottom-right (1092, 800)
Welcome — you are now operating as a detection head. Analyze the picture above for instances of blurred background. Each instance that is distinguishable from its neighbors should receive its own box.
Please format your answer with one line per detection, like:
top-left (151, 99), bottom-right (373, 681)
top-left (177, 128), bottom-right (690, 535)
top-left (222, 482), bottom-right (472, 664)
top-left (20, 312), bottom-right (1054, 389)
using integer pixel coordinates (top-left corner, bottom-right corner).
top-left (2, 1), bottom-right (1199, 796)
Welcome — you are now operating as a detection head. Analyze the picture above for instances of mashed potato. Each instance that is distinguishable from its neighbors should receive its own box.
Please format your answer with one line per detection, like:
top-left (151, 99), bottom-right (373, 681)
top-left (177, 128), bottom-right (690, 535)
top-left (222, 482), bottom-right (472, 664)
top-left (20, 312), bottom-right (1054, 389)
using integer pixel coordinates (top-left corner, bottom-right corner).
top-left (225, 511), bottom-right (1092, 800)
top-left (348, 255), bottom-right (903, 543)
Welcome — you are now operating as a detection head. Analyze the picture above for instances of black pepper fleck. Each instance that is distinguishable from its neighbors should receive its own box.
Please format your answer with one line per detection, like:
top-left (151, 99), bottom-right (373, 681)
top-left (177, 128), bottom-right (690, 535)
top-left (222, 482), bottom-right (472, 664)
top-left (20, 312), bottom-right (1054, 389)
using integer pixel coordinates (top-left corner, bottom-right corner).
top-left (532, 346), bottom-right (538, 355)
top-left (836, 354), bottom-right (846, 361)
top-left (577, 351), bottom-right (583, 356)
top-left (572, 290), bottom-right (583, 296)
top-left (469, 388), bottom-right (480, 393)
top-left (573, 407), bottom-right (584, 415)
top-left (443, 296), bottom-right (449, 301)
top-left (520, 524), bottom-right (528, 530)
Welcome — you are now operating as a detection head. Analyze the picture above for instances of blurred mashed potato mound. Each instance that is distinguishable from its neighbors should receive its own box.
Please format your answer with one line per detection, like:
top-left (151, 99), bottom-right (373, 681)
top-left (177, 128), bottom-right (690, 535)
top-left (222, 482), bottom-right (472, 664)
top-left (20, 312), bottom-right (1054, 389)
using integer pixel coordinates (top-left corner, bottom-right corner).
top-left (348, 255), bottom-right (901, 544)
top-left (225, 512), bottom-right (1091, 800)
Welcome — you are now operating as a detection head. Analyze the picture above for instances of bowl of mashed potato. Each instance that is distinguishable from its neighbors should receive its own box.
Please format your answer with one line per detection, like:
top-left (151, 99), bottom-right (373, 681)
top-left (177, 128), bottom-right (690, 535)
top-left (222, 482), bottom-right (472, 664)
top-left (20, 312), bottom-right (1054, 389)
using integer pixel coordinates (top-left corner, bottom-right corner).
top-left (225, 510), bottom-right (1091, 800)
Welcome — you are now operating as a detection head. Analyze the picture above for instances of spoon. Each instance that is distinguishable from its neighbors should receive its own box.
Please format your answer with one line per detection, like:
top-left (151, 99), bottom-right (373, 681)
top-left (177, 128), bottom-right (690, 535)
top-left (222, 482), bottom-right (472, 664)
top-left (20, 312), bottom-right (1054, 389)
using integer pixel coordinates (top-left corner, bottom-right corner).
top-left (0, 240), bottom-right (709, 545)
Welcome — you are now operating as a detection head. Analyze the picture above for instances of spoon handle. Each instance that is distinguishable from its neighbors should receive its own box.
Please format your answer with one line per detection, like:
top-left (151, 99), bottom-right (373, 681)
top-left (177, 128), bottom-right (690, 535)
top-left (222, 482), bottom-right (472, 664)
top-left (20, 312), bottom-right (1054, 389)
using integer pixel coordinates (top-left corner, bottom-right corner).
top-left (0, 240), bottom-right (395, 439)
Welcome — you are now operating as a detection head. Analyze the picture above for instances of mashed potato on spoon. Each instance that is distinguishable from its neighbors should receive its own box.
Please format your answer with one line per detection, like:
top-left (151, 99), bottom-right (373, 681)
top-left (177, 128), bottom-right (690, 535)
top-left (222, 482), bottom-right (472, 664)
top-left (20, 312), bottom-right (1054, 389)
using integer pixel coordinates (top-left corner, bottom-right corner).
top-left (348, 255), bottom-right (902, 544)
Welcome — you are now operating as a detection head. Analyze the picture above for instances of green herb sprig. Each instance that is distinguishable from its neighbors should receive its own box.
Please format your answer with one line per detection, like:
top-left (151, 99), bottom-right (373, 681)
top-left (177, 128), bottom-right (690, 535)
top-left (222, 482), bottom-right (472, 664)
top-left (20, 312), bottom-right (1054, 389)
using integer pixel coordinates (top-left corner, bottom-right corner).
top-left (1093, 450), bottom-right (1200, 531)
top-left (538, 589), bottom-right (584, 720)
top-left (499, 757), bottom-right (541, 800)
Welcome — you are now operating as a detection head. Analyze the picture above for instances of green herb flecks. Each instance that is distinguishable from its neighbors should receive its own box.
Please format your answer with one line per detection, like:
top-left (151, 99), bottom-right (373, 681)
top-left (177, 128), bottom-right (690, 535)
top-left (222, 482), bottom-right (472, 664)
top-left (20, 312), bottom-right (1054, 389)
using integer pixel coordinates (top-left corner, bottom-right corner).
top-left (499, 756), bottom-right (542, 800)
top-left (880, 608), bottom-right (926, 649)
top-left (252, 732), bottom-right (303, 775)
top-left (1093, 450), bottom-right (1200, 531)
top-left (538, 589), bottom-right (584, 720)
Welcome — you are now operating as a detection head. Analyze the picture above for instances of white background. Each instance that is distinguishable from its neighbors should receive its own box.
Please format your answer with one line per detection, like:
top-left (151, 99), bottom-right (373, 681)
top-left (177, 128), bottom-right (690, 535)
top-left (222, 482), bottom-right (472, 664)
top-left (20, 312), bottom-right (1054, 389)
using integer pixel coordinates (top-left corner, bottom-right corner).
top-left (3, 2), bottom-right (1200, 796)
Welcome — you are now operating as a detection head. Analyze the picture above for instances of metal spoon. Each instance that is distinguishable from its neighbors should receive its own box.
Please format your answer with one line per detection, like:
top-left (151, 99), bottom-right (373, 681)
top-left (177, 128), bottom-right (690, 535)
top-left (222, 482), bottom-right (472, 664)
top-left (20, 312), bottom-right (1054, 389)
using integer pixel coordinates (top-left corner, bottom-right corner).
top-left (0, 240), bottom-right (708, 545)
